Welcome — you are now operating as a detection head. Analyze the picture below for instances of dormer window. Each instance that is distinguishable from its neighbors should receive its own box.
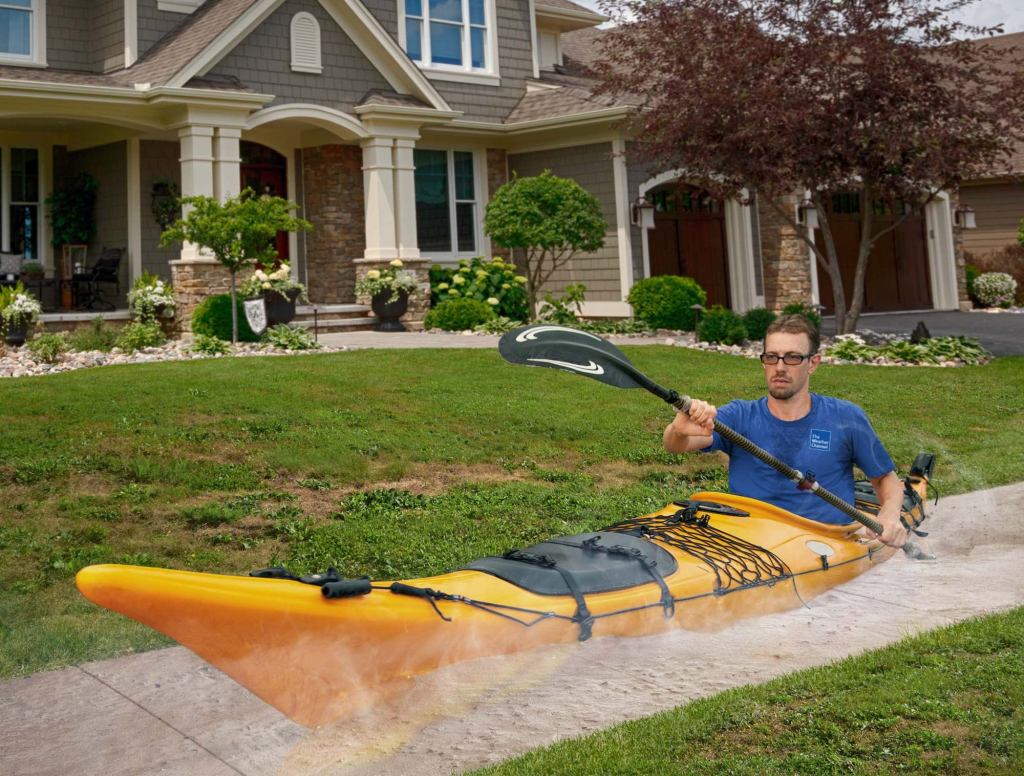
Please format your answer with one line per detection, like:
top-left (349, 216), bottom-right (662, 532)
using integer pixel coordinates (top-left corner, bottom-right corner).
top-left (401, 0), bottom-right (496, 79)
top-left (0, 0), bottom-right (45, 65)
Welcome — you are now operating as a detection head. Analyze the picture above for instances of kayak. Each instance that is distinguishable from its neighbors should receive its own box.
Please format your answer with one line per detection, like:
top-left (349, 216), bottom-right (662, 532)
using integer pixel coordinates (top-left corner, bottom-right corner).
top-left (76, 455), bottom-right (933, 727)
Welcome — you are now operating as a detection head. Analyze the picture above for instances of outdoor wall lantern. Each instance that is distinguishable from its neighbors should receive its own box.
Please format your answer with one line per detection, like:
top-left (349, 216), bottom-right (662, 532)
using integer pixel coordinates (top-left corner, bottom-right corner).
top-left (795, 199), bottom-right (819, 230)
top-left (953, 204), bottom-right (976, 230)
top-left (631, 196), bottom-right (656, 230)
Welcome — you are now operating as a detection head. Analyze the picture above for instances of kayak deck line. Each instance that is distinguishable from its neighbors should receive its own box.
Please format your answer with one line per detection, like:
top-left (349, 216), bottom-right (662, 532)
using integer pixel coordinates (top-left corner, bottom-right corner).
top-left (75, 472), bottom-right (931, 727)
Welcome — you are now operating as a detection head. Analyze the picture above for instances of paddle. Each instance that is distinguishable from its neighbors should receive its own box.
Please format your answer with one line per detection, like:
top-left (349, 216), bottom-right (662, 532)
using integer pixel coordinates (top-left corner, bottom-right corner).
top-left (499, 324), bottom-right (932, 560)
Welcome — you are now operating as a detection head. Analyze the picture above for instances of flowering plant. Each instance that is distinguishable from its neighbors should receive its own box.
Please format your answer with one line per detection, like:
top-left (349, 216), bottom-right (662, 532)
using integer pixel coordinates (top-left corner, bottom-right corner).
top-left (127, 272), bottom-right (176, 322)
top-left (355, 259), bottom-right (419, 303)
top-left (239, 262), bottom-right (307, 302)
top-left (429, 257), bottom-right (529, 320)
top-left (0, 282), bottom-right (42, 330)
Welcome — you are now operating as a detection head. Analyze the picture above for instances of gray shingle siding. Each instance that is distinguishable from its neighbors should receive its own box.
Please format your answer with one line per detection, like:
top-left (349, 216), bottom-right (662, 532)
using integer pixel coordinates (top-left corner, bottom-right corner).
top-left (139, 140), bottom-right (182, 282)
top-left (509, 142), bottom-right (624, 301)
top-left (47, 0), bottom-right (95, 71)
top-left (361, 0), bottom-right (398, 39)
top-left (137, 0), bottom-right (190, 60)
top-left (95, 0), bottom-right (125, 72)
top-left (206, 0), bottom-right (391, 112)
top-left (45, 1), bottom-right (125, 72)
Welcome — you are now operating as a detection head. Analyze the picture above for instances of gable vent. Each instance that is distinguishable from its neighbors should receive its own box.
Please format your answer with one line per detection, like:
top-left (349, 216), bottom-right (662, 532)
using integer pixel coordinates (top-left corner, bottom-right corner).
top-left (291, 12), bottom-right (323, 74)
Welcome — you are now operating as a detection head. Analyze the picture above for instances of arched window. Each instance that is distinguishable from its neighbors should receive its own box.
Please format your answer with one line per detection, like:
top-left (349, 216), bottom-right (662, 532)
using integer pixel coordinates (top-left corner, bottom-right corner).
top-left (290, 12), bottom-right (322, 74)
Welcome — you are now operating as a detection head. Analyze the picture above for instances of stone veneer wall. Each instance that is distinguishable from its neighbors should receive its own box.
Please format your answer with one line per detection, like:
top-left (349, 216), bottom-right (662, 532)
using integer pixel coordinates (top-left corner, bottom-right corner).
top-left (486, 149), bottom-right (510, 259)
top-left (301, 145), bottom-right (365, 304)
top-left (354, 259), bottom-right (431, 329)
top-left (170, 261), bottom-right (233, 333)
top-left (948, 191), bottom-right (972, 310)
top-left (758, 192), bottom-right (812, 310)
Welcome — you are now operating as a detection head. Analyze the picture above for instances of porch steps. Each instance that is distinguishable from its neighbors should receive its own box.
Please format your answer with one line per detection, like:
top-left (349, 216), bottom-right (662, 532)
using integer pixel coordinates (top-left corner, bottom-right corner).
top-left (292, 303), bottom-right (376, 333)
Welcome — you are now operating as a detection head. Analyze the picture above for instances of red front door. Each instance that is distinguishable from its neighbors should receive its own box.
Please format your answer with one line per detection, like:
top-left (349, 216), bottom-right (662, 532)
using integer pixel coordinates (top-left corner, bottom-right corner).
top-left (241, 142), bottom-right (289, 262)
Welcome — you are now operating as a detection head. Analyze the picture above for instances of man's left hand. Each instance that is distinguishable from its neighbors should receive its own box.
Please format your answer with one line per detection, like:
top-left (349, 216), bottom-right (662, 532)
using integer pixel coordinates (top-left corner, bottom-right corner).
top-left (871, 505), bottom-right (908, 549)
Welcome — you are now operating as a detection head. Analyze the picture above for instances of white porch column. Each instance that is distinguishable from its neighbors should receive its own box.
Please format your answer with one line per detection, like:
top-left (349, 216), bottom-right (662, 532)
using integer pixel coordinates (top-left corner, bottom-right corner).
top-left (361, 137), bottom-right (398, 260)
top-left (178, 125), bottom-right (215, 262)
top-left (393, 138), bottom-right (420, 260)
top-left (126, 138), bottom-right (142, 283)
top-left (213, 127), bottom-right (241, 202)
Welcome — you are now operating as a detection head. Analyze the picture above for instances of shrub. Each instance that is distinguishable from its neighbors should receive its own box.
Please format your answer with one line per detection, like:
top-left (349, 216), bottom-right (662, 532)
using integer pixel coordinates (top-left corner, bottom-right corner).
top-left (537, 283), bottom-right (586, 325)
top-left (68, 317), bottom-right (118, 352)
top-left (430, 257), bottom-right (529, 321)
top-left (263, 324), bottom-right (319, 350)
top-left (972, 272), bottom-right (1018, 307)
top-left (189, 333), bottom-right (232, 356)
top-left (114, 321), bottom-right (166, 352)
top-left (827, 334), bottom-right (989, 365)
top-left (127, 272), bottom-right (175, 323)
top-left (965, 262), bottom-right (981, 301)
top-left (780, 302), bottom-right (822, 330)
top-left (191, 294), bottom-right (260, 342)
top-left (27, 332), bottom-right (69, 363)
top-left (742, 307), bottom-right (777, 342)
top-left (627, 276), bottom-right (707, 330)
top-left (424, 298), bottom-right (496, 331)
top-left (698, 305), bottom-right (748, 345)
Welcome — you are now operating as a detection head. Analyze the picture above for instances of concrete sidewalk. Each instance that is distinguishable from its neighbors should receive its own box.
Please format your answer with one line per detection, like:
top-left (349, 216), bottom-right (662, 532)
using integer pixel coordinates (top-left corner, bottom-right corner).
top-left (3, 481), bottom-right (1022, 776)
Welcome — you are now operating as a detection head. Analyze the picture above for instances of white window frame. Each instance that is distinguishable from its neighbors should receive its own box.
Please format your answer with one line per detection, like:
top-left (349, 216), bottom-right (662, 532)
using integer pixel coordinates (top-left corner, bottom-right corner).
top-left (1, 144), bottom-right (42, 260)
top-left (398, 0), bottom-right (500, 85)
top-left (0, 0), bottom-right (46, 67)
top-left (414, 148), bottom-right (485, 263)
top-left (290, 11), bottom-right (323, 74)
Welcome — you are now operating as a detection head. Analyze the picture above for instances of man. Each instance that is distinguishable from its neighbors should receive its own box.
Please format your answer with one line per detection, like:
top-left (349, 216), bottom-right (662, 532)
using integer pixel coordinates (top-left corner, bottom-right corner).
top-left (663, 314), bottom-right (908, 548)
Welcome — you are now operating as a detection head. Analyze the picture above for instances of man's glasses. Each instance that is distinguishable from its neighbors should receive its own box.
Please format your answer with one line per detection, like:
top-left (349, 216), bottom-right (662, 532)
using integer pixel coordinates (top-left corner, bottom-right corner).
top-left (760, 352), bottom-right (815, 365)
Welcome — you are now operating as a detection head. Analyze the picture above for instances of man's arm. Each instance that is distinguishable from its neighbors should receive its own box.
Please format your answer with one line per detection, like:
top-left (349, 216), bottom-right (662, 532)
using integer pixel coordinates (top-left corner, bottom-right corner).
top-left (663, 399), bottom-right (717, 454)
top-left (868, 471), bottom-right (909, 548)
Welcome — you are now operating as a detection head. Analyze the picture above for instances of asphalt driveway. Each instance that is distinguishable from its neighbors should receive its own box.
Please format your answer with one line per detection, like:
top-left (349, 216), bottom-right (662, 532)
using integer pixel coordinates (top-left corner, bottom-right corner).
top-left (822, 310), bottom-right (1024, 357)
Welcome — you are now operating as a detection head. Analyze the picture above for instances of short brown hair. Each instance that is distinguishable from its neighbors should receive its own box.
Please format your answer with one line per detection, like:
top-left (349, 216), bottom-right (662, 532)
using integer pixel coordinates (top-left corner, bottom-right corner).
top-left (764, 314), bottom-right (820, 354)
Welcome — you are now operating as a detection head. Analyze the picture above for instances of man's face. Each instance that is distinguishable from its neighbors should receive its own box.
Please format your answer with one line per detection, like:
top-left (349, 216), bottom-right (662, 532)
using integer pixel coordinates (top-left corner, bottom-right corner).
top-left (762, 332), bottom-right (820, 400)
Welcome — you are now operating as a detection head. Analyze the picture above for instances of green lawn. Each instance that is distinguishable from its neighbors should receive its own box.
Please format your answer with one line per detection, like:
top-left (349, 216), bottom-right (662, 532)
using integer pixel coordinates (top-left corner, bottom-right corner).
top-left (473, 607), bottom-right (1024, 775)
top-left (1, 348), bottom-right (1022, 679)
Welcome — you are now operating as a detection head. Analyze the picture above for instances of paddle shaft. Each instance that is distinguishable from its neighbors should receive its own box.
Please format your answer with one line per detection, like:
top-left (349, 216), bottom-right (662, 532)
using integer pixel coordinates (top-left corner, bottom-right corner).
top-left (553, 340), bottom-right (887, 533)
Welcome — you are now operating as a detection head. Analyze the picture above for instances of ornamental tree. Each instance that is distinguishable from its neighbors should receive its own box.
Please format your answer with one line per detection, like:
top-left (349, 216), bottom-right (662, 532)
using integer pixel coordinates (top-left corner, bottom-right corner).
top-left (595, 0), bottom-right (1024, 332)
top-left (484, 171), bottom-right (607, 315)
top-left (161, 189), bottom-right (311, 342)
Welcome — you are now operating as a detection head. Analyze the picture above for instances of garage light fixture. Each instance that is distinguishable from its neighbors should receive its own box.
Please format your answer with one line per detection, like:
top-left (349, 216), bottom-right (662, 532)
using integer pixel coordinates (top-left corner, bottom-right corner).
top-left (796, 199), bottom-right (819, 230)
top-left (953, 204), bottom-right (976, 229)
top-left (631, 196), bottom-right (656, 230)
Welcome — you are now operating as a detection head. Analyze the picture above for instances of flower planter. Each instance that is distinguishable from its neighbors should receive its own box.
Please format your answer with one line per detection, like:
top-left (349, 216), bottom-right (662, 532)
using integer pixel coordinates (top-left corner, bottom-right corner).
top-left (4, 319), bottom-right (28, 347)
top-left (263, 288), bottom-right (299, 326)
top-left (371, 290), bottom-right (409, 332)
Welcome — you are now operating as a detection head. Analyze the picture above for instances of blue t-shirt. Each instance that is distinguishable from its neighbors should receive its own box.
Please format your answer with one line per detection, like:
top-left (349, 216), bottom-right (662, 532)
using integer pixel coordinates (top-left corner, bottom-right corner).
top-left (704, 394), bottom-right (894, 525)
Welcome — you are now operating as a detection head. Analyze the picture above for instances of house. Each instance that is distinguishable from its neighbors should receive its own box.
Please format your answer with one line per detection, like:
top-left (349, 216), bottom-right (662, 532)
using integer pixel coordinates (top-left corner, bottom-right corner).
top-left (0, 0), bottom-right (969, 327)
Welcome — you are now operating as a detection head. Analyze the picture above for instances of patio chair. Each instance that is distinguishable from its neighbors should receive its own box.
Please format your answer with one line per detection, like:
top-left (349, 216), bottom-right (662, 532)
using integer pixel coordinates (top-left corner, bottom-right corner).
top-left (72, 248), bottom-right (124, 311)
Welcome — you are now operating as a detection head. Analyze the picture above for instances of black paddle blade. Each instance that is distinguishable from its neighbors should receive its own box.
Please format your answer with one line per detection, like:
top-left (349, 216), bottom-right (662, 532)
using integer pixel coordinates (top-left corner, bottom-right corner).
top-left (498, 325), bottom-right (646, 390)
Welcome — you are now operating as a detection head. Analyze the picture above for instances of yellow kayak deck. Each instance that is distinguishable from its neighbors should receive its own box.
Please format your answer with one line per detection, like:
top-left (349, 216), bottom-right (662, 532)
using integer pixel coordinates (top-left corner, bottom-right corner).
top-left (76, 485), bottom-right (926, 726)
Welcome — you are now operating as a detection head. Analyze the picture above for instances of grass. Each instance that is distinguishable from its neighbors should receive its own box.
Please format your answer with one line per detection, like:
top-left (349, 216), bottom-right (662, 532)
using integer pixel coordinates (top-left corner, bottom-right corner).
top-left (473, 606), bottom-right (1024, 775)
top-left (1, 347), bottom-right (1022, 679)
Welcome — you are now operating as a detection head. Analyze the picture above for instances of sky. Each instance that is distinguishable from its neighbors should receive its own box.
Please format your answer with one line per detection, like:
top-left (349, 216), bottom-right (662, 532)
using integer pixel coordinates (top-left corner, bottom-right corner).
top-left (574, 1), bottom-right (1024, 35)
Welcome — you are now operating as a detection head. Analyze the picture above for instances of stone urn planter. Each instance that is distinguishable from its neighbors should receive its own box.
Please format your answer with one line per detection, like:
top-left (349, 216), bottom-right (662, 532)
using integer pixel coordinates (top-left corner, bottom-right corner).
top-left (263, 288), bottom-right (300, 326)
top-left (371, 290), bottom-right (409, 332)
top-left (4, 319), bottom-right (28, 347)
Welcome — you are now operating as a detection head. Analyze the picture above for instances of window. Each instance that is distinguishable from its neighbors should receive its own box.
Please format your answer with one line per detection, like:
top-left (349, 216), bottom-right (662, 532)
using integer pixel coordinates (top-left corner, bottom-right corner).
top-left (0, 0), bottom-right (37, 61)
top-left (414, 149), bottom-right (478, 256)
top-left (403, 0), bottom-right (489, 71)
top-left (290, 12), bottom-right (322, 74)
top-left (7, 148), bottom-right (39, 259)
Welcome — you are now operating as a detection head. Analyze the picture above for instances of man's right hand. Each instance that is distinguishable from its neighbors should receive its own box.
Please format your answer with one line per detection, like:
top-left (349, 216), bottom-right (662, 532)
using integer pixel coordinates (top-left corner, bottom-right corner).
top-left (663, 399), bottom-right (717, 453)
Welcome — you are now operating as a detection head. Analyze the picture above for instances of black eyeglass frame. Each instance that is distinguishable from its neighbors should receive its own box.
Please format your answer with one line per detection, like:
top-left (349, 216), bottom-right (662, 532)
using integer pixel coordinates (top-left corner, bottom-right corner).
top-left (759, 352), bottom-right (817, 366)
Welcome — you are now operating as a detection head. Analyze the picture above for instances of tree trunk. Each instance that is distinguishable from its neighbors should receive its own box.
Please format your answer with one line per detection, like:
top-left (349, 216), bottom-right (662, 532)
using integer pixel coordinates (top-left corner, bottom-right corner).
top-left (230, 272), bottom-right (238, 344)
top-left (845, 186), bottom-right (875, 335)
top-left (812, 195), bottom-right (849, 334)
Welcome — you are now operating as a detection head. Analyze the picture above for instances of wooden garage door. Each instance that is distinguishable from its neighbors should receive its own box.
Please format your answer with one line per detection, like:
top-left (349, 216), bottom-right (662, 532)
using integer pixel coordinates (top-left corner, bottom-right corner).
top-left (648, 185), bottom-right (730, 307)
top-left (816, 192), bottom-right (931, 313)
